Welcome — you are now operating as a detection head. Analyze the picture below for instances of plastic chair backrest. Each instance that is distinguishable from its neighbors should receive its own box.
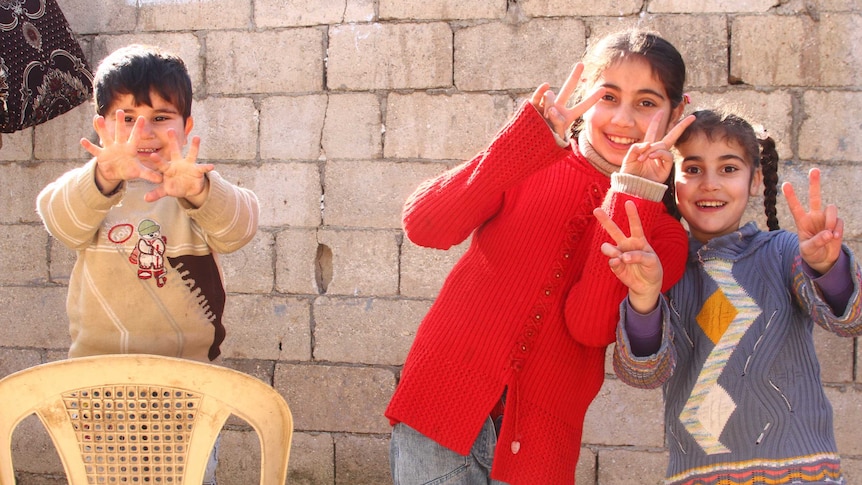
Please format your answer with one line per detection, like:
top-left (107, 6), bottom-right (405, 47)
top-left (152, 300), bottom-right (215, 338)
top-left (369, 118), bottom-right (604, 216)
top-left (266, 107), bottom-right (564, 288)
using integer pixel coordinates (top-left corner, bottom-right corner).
top-left (0, 354), bottom-right (292, 485)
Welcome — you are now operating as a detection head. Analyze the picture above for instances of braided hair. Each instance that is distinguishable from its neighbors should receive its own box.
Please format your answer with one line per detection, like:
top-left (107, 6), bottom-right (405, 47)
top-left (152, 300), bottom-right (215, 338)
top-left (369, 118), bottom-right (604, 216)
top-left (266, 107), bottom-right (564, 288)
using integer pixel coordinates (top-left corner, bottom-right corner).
top-left (673, 109), bottom-right (781, 231)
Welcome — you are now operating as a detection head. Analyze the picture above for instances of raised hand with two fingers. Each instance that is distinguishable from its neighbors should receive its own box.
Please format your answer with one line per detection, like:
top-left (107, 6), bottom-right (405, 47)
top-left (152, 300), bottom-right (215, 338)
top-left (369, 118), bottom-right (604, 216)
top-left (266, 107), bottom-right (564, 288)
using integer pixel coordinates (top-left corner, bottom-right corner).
top-left (529, 62), bottom-right (606, 140)
top-left (782, 167), bottom-right (844, 275)
top-left (593, 200), bottom-right (663, 313)
top-left (620, 111), bottom-right (695, 184)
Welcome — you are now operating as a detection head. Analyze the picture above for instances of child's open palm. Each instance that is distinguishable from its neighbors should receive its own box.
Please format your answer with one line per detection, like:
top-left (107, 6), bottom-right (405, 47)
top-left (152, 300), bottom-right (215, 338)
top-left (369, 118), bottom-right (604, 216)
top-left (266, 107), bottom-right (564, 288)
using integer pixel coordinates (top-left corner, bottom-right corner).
top-left (783, 167), bottom-right (843, 274)
top-left (144, 130), bottom-right (214, 204)
top-left (82, 110), bottom-right (164, 188)
top-left (529, 62), bottom-right (606, 140)
top-left (594, 200), bottom-right (663, 313)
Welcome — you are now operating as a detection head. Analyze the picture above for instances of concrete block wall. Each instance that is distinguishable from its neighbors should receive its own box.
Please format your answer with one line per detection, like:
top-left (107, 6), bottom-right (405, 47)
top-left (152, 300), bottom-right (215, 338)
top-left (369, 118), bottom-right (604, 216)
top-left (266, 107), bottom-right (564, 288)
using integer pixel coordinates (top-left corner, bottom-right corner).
top-left (0, 0), bottom-right (859, 483)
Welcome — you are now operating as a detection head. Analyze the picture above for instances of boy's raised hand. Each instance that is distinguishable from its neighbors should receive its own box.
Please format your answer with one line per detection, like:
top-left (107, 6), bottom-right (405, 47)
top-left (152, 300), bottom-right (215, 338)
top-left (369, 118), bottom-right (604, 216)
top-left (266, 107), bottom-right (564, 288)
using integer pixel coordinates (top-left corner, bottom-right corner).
top-left (144, 129), bottom-right (214, 204)
top-left (82, 110), bottom-right (164, 192)
top-left (621, 112), bottom-right (696, 183)
top-left (594, 200), bottom-right (663, 313)
top-left (783, 167), bottom-right (843, 274)
top-left (529, 62), bottom-right (606, 140)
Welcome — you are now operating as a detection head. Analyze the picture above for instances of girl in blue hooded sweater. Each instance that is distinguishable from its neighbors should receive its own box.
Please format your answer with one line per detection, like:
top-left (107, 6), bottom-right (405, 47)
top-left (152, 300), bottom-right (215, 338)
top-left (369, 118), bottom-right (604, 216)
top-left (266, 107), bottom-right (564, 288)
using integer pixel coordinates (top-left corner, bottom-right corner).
top-left (595, 108), bottom-right (862, 485)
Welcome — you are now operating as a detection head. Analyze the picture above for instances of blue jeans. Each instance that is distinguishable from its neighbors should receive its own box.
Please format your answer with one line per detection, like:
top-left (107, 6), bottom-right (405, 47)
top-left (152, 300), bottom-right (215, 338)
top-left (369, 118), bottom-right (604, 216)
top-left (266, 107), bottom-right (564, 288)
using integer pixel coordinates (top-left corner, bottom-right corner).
top-left (390, 417), bottom-right (509, 485)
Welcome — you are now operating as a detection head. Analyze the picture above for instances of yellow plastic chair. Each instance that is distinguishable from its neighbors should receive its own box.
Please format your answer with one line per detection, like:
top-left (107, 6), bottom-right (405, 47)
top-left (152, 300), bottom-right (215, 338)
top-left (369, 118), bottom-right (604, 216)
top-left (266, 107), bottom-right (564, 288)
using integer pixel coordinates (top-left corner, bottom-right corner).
top-left (0, 354), bottom-right (292, 484)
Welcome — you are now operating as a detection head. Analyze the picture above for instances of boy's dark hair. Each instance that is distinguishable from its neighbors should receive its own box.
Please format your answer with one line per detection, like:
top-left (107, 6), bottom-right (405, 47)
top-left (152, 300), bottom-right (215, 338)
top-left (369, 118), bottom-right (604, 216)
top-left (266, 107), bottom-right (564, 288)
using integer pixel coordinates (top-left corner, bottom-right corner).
top-left (93, 44), bottom-right (192, 121)
top-left (672, 109), bottom-right (781, 231)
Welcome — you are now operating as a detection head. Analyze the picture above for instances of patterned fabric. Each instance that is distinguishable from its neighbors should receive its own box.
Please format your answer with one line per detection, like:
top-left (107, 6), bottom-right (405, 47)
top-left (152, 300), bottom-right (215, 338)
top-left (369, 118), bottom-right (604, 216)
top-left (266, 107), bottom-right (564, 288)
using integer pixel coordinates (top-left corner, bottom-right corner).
top-left (0, 0), bottom-right (93, 133)
top-left (614, 222), bottom-right (862, 485)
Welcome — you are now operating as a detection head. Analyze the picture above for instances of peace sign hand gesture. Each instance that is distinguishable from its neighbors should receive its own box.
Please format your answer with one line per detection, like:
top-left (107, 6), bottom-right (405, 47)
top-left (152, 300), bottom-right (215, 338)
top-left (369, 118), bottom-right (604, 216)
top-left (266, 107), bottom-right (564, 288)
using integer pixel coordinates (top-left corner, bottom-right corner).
top-left (620, 112), bottom-right (696, 184)
top-left (783, 167), bottom-right (843, 275)
top-left (594, 200), bottom-right (663, 313)
top-left (529, 62), bottom-right (606, 140)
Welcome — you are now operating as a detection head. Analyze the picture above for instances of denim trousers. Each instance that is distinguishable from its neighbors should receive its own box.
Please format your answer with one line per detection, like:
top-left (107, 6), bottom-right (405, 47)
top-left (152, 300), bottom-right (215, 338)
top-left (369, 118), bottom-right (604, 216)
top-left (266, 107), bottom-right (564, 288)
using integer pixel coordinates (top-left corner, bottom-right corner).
top-left (389, 417), bottom-right (509, 485)
top-left (202, 436), bottom-right (219, 485)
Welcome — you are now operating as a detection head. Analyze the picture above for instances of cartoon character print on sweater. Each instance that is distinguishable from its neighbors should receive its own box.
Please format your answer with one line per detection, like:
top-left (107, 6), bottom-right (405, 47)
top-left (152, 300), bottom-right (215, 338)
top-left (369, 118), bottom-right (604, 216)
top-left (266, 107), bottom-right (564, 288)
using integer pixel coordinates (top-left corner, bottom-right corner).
top-left (106, 218), bottom-right (228, 360)
top-left (129, 219), bottom-right (168, 287)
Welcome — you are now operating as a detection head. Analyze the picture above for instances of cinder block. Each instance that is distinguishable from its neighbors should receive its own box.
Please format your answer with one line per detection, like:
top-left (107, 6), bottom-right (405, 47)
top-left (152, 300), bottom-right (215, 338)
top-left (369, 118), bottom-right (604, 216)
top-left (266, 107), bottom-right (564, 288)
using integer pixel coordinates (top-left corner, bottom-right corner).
top-left (523, 0), bottom-right (641, 16)
top-left (260, 95), bottom-right (327, 161)
top-left (206, 29), bottom-right (325, 94)
top-left (380, 0), bottom-right (505, 20)
top-left (315, 229), bottom-right (400, 296)
top-left (327, 23), bottom-right (453, 90)
top-left (324, 160), bottom-right (443, 229)
top-left (0, 129), bottom-right (32, 161)
top-left (813, 326), bottom-right (854, 383)
top-left (11, 415), bottom-right (63, 475)
top-left (0, 287), bottom-right (69, 349)
top-left (649, 0), bottom-right (773, 13)
top-left (583, 378), bottom-right (665, 447)
top-left (3, 162), bottom-right (73, 224)
top-left (93, 34), bottom-right (204, 96)
top-left (685, 89), bottom-right (793, 162)
top-left (33, 103), bottom-right (93, 161)
top-left (322, 93), bottom-right (383, 160)
top-left (400, 237), bottom-right (468, 299)
top-left (817, 14), bottom-right (862, 87)
top-left (255, 0), bottom-right (373, 27)
top-left (455, 18), bottom-right (586, 91)
top-left (731, 16), bottom-right (814, 87)
top-left (274, 363), bottom-right (395, 433)
top-left (220, 294), bottom-right (312, 361)
top-left (842, 456), bottom-right (862, 484)
top-left (0, 225), bottom-right (49, 285)
top-left (598, 448), bottom-right (668, 485)
top-left (825, 386), bottom-right (862, 455)
top-left (194, 97), bottom-right (258, 161)
top-left (139, 0), bottom-right (250, 31)
top-left (221, 231), bottom-right (274, 294)
top-left (800, 91), bottom-right (862, 161)
top-left (0, 349), bottom-right (42, 378)
top-left (275, 228), bottom-right (321, 295)
top-left (384, 92), bottom-right (513, 160)
top-left (334, 434), bottom-right (391, 485)
top-left (313, 296), bottom-right (431, 365)
top-left (577, 447), bottom-right (597, 484)
top-left (250, 162), bottom-right (322, 228)
top-left (57, 0), bottom-right (136, 35)
top-left (287, 432), bottom-right (336, 485)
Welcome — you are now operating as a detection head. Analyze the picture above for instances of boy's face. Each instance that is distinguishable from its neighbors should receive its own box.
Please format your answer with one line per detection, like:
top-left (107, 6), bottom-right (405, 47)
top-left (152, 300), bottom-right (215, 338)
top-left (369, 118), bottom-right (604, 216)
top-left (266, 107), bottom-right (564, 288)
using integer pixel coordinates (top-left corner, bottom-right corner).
top-left (100, 89), bottom-right (194, 169)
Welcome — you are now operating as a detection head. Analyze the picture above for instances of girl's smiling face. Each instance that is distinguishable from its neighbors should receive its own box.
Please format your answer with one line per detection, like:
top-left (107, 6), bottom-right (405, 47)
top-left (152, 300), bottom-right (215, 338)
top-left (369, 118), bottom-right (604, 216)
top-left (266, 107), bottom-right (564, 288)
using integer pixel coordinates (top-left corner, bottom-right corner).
top-left (674, 132), bottom-right (763, 243)
top-left (581, 56), bottom-right (682, 167)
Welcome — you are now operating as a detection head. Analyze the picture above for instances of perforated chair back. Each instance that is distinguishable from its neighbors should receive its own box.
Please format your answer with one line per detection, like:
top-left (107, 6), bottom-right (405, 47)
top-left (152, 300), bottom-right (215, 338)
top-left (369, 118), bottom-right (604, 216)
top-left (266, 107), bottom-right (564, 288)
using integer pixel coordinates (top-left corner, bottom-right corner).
top-left (0, 354), bottom-right (292, 484)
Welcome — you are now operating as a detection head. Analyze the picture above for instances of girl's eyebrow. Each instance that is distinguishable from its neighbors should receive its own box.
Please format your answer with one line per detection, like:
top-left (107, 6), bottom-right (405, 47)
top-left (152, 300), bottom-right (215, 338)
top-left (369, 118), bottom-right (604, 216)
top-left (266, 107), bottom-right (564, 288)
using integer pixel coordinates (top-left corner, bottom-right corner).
top-left (600, 82), bottom-right (667, 100)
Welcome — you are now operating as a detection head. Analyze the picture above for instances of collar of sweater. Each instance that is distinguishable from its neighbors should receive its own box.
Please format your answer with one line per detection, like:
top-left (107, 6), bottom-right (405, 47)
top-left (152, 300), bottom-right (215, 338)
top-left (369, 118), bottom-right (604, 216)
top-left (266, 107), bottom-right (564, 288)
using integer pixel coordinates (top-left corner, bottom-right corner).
top-left (578, 131), bottom-right (618, 177)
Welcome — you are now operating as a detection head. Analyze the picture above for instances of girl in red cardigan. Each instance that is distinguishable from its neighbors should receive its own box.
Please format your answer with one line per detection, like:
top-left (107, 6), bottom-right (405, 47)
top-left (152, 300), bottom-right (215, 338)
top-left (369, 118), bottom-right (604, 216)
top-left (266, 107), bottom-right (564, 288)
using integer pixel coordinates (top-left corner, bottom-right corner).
top-left (387, 29), bottom-right (692, 485)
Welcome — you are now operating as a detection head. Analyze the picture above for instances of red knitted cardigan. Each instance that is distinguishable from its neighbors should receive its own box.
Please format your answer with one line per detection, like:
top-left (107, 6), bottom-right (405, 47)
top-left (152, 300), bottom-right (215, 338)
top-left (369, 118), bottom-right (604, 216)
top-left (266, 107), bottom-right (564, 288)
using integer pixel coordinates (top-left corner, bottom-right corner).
top-left (385, 103), bottom-right (688, 484)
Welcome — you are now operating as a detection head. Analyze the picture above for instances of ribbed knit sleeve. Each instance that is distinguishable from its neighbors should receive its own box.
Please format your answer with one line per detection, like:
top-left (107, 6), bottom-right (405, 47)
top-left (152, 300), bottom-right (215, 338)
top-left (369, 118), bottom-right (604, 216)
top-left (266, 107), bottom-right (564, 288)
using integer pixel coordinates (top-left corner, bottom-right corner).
top-left (793, 244), bottom-right (862, 337)
top-left (36, 159), bottom-right (124, 250)
top-left (182, 171), bottom-right (259, 254)
top-left (565, 189), bottom-right (687, 347)
top-left (402, 102), bottom-right (570, 250)
top-left (613, 295), bottom-right (677, 389)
